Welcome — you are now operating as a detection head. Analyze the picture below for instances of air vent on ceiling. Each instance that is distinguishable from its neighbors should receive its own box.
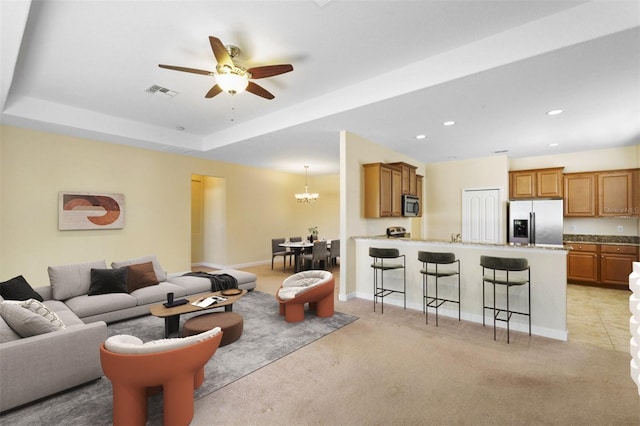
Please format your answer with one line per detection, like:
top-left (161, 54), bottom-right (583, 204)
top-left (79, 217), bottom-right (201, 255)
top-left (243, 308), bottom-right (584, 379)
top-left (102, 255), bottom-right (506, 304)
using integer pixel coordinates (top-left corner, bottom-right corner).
top-left (146, 85), bottom-right (177, 98)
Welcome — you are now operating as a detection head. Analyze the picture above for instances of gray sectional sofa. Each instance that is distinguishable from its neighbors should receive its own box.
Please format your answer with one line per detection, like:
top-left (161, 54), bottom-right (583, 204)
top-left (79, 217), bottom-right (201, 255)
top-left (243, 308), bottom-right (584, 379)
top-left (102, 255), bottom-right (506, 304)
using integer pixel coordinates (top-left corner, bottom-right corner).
top-left (0, 255), bottom-right (257, 412)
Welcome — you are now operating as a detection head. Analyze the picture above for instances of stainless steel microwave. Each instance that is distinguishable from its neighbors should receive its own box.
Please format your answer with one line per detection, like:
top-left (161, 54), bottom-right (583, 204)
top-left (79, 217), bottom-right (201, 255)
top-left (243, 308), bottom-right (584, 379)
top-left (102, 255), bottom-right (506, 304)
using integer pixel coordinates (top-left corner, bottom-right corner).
top-left (402, 195), bottom-right (420, 217)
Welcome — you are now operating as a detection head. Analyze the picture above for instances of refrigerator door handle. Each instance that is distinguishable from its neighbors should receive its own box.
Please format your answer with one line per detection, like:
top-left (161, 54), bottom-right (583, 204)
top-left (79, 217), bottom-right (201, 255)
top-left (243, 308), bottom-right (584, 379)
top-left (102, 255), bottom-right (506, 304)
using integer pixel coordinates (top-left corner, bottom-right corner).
top-left (530, 212), bottom-right (535, 245)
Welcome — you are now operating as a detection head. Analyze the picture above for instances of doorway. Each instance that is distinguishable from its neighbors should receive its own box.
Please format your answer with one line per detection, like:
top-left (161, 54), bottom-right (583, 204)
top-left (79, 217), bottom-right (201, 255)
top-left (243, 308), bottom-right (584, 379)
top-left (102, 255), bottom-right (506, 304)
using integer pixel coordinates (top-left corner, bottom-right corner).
top-left (191, 175), bottom-right (227, 269)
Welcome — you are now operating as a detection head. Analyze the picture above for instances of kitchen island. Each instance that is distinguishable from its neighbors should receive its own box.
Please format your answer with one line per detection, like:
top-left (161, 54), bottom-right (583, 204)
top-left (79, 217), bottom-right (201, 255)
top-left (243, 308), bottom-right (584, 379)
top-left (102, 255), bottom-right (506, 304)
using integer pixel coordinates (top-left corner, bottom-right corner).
top-left (354, 237), bottom-right (568, 341)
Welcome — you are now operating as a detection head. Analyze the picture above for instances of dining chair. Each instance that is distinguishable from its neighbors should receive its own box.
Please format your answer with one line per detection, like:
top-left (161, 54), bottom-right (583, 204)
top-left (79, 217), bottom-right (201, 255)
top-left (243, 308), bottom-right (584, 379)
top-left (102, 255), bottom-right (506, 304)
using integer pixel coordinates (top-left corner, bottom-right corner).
top-left (271, 238), bottom-right (293, 271)
top-left (290, 236), bottom-right (310, 254)
top-left (301, 240), bottom-right (329, 270)
top-left (327, 239), bottom-right (340, 268)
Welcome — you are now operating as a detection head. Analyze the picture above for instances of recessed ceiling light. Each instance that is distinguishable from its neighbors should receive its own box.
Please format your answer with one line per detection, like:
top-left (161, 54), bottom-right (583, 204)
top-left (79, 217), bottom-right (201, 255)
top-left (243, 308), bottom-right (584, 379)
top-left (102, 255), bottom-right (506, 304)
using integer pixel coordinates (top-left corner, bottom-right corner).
top-left (415, 134), bottom-right (426, 140)
top-left (548, 143), bottom-right (559, 147)
top-left (546, 109), bottom-right (564, 116)
top-left (443, 121), bottom-right (456, 126)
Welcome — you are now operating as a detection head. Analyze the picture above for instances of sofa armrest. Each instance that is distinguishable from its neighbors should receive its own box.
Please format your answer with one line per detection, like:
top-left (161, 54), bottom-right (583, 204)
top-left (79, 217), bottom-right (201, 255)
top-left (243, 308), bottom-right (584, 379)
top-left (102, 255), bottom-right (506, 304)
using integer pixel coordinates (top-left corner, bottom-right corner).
top-left (0, 321), bottom-right (108, 412)
top-left (34, 285), bottom-right (53, 301)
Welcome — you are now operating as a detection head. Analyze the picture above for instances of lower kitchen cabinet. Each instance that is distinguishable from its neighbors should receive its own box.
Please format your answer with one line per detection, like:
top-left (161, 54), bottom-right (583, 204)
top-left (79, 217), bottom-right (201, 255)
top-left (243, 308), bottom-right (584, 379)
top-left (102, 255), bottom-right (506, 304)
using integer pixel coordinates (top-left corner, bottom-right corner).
top-left (567, 244), bottom-right (599, 284)
top-left (600, 244), bottom-right (639, 286)
top-left (567, 243), bottom-right (639, 287)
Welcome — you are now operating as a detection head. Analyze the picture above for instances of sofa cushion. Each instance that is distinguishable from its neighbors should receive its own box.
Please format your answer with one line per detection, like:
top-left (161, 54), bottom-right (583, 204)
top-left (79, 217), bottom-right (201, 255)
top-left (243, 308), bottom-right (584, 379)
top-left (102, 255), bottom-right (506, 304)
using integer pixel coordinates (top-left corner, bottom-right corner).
top-left (64, 293), bottom-right (137, 319)
top-left (126, 261), bottom-right (159, 293)
top-left (0, 299), bottom-right (65, 337)
top-left (48, 260), bottom-right (107, 301)
top-left (88, 268), bottom-right (128, 296)
top-left (104, 327), bottom-right (221, 354)
top-left (0, 275), bottom-right (44, 302)
top-left (42, 300), bottom-right (84, 327)
top-left (111, 255), bottom-right (167, 282)
top-left (0, 313), bottom-right (21, 343)
top-left (130, 282), bottom-right (186, 305)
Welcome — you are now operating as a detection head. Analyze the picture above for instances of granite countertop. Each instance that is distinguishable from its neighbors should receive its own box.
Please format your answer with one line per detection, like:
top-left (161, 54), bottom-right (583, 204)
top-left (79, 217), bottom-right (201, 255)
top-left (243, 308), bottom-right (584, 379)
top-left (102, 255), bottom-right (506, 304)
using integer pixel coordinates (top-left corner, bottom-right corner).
top-left (563, 234), bottom-right (640, 246)
top-left (353, 235), bottom-right (568, 250)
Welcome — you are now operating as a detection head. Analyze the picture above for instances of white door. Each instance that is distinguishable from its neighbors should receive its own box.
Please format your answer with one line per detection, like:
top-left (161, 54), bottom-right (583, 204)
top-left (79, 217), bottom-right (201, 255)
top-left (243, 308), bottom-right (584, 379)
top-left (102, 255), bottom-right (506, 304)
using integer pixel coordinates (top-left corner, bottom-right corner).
top-left (462, 188), bottom-right (502, 244)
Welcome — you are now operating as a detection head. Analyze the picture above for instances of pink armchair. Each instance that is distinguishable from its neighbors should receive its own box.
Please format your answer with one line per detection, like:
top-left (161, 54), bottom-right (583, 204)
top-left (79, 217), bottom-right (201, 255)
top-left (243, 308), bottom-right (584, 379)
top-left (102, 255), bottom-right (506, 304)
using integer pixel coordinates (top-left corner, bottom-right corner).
top-left (99, 328), bottom-right (223, 426)
top-left (276, 270), bottom-right (335, 322)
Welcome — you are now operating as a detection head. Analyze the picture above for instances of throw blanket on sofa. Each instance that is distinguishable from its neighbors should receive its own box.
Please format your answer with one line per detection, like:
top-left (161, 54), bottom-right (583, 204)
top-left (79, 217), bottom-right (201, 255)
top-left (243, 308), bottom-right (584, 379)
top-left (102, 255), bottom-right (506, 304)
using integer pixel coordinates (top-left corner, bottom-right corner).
top-left (182, 272), bottom-right (238, 292)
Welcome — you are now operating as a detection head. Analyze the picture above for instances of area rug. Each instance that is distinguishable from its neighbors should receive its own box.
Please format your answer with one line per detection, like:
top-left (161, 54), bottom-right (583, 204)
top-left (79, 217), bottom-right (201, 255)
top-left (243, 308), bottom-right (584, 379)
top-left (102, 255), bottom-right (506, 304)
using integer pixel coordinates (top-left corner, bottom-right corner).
top-left (0, 290), bottom-right (357, 425)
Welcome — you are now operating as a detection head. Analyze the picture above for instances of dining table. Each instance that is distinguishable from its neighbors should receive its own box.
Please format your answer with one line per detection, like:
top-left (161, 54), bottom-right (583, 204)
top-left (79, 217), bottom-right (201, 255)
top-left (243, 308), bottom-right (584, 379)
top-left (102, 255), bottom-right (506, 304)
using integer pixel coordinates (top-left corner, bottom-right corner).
top-left (279, 241), bottom-right (313, 273)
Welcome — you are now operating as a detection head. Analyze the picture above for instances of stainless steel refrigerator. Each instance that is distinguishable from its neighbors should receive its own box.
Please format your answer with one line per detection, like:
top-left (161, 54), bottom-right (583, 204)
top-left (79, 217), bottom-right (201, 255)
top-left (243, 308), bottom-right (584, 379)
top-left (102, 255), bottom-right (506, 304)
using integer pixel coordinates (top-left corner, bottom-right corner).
top-left (508, 200), bottom-right (563, 245)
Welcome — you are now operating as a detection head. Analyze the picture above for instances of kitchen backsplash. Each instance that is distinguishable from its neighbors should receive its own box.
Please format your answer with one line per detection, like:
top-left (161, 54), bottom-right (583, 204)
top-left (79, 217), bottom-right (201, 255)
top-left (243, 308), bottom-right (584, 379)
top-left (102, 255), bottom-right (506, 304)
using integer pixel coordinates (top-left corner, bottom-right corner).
top-left (563, 234), bottom-right (640, 245)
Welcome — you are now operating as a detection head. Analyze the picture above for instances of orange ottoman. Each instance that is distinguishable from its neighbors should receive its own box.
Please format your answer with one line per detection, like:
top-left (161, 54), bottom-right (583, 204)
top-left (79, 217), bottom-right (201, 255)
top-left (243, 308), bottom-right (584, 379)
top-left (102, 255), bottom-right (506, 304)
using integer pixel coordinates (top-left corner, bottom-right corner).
top-left (182, 312), bottom-right (243, 346)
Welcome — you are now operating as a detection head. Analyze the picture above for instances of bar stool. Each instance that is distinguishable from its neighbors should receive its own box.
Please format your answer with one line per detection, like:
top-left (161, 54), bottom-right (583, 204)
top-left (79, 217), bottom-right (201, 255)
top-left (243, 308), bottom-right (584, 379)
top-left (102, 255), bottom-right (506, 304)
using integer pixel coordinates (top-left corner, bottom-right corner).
top-left (418, 251), bottom-right (460, 326)
top-left (369, 247), bottom-right (406, 314)
top-left (480, 255), bottom-right (531, 343)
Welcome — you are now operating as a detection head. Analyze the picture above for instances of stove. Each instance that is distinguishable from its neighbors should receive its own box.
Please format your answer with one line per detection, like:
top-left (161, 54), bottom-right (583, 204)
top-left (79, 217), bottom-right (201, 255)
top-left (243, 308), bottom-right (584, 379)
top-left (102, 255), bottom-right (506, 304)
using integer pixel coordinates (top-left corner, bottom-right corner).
top-left (386, 226), bottom-right (408, 238)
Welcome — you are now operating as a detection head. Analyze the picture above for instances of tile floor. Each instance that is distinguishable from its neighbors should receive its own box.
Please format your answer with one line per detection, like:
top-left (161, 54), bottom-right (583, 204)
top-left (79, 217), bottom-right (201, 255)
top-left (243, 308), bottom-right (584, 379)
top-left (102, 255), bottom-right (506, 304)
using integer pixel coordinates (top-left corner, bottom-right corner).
top-left (567, 284), bottom-right (631, 352)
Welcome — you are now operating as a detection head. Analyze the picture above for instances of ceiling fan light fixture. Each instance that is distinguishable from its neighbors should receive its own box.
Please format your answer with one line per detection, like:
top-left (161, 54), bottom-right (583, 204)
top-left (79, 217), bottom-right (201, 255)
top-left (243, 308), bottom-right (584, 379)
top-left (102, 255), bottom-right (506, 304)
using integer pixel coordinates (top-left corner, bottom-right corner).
top-left (216, 69), bottom-right (249, 95)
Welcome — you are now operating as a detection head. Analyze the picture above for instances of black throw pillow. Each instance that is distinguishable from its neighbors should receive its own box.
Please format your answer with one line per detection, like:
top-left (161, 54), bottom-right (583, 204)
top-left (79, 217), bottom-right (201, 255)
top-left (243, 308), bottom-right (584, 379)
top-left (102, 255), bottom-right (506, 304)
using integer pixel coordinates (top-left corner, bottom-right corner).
top-left (88, 268), bottom-right (129, 296)
top-left (0, 275), bottom-right (44, 302)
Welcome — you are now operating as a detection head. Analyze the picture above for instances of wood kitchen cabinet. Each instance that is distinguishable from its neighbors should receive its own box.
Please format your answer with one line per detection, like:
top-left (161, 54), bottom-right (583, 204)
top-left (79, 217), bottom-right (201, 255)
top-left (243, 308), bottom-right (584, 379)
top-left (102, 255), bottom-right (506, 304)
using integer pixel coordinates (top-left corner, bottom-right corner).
top-left (564, 172), bottom-right (597, 217)
top-left (600, 244), bottom-right (639, 286)
top-left (363, 163), bottom-right (402, 218)
top-left (567, 243), bottom-right (599, 284)
top-left (567, 243), bottom-right (639, 287)
top-left (564, 169), bottom-right (639, 217)
top-left (416, 175), bottom-right (423, 217)
top-left (509, 167), bottom-right (564, 199)
top-left (598, 169), bottom-right (640, 217)
top-left (389, 162), bottom-right (418, 195)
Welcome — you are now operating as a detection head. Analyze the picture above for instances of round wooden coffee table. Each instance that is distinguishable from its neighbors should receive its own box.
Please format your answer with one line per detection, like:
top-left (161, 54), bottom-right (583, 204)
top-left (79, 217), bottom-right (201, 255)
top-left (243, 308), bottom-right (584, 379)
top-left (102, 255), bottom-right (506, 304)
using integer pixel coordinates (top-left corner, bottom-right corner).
top-left (182, 312), bottom-right (243, 346)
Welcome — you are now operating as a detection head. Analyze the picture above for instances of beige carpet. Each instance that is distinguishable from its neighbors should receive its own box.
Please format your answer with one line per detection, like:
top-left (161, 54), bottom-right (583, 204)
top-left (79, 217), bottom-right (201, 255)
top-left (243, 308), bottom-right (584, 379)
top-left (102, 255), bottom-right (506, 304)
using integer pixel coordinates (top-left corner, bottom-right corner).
top-left (191, 264), bottom-right (640, 425)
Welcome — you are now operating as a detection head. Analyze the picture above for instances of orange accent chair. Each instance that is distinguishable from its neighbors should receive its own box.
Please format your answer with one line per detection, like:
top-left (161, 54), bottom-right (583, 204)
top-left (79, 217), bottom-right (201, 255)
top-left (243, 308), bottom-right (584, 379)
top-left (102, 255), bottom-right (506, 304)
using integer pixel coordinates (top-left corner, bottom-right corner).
top-left (276, 270), bottom-right (335, 322)
top-left (99, 328), bottom-right (223, 426)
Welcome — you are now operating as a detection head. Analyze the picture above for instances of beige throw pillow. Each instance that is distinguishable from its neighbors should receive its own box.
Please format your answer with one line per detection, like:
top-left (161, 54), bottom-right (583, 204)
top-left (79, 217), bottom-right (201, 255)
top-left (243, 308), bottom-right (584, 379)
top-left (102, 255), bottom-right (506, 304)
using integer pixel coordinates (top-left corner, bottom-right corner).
top-left (0, 299), bottom-right (65, 337)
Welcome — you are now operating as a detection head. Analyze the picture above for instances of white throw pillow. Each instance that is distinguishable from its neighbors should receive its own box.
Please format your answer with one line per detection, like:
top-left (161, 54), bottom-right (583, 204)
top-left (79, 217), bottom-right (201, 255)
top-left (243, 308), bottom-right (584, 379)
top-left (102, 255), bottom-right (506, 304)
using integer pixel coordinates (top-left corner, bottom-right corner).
top-left (105, 327), bottom-right (221, 354)
top-left (0, 299), bottom-right (66, 337)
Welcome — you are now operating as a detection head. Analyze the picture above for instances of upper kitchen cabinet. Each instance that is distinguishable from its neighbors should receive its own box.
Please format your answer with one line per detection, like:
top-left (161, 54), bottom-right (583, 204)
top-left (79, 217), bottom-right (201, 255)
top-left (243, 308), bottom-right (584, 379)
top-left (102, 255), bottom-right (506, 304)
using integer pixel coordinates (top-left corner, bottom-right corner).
top-left (509, 167), bottom-right (564, 199)
top-left (598, 169), bottom-right (640, 217)
top-left (564, 168), bottom-right (639, 217)
top-left (363, 163), bottom-right (402, 218)
top-left (416, 175), bottom-right (423, 217)
top-left (564, 172), bottom-right (597, 217)
top-left (389, 162), bottom-right (418, 195)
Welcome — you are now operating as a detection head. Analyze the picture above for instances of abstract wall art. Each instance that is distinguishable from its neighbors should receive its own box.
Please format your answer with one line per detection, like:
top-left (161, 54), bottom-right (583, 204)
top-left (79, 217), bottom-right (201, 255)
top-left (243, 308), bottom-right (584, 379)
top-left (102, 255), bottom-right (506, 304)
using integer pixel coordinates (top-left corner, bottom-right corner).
top-left (59, 192), bottom-right (125, 230)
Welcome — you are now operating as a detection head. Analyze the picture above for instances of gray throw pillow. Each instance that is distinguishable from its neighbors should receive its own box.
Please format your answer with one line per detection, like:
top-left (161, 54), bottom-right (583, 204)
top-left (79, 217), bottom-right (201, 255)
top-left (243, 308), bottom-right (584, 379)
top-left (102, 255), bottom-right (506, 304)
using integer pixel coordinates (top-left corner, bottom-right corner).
top-left (48, 260), bottom-right (107, 300)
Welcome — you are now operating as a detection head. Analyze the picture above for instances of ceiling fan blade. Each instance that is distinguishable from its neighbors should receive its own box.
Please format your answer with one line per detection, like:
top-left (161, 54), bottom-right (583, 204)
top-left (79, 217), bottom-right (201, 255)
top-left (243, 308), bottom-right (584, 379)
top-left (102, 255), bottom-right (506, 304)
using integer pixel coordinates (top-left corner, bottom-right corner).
top-left (158, 64), bottom-right (213, 76)
top-left (205, 84), bottom-right (223, 98)
top-left (209, 36), bottom-right (234, 69)
top-left (246, 81), bottom-right (275, 100)
top-left (247, 64), bottom-right (294, 79)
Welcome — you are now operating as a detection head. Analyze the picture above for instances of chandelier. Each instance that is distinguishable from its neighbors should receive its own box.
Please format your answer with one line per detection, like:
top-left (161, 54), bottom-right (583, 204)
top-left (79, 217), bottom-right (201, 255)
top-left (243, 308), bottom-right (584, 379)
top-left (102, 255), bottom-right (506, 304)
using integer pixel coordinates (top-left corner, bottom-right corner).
top-left (295, 165), bottom-right (319, 203)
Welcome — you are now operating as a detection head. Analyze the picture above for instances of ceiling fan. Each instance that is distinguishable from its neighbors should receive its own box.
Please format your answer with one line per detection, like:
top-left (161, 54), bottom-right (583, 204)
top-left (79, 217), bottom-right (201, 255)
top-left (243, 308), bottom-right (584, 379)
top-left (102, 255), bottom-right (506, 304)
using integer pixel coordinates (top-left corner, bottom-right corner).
top-left (159, 36), bottom-right (293, 100)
